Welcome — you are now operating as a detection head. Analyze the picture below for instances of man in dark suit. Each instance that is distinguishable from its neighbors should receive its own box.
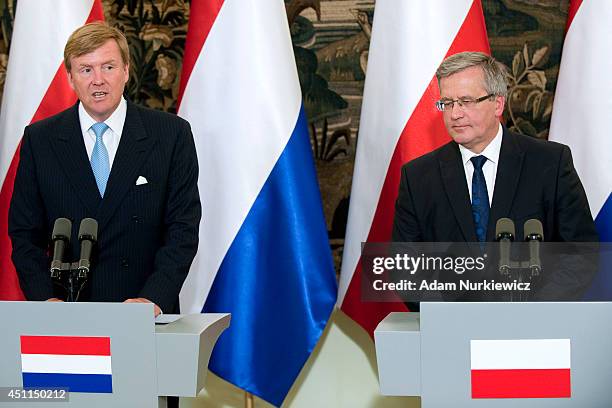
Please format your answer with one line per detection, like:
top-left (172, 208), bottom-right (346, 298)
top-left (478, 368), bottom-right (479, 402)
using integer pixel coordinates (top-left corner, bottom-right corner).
top-left (8, 22), bottom-right (201, 316)
top-left (392, 52), bottom-right (598, 300)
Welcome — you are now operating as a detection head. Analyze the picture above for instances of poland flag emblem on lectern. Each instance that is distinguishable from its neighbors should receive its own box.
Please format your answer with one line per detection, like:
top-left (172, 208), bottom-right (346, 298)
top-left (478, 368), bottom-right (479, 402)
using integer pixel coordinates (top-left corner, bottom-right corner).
top-left (470, 339), bottom-right (571, 399)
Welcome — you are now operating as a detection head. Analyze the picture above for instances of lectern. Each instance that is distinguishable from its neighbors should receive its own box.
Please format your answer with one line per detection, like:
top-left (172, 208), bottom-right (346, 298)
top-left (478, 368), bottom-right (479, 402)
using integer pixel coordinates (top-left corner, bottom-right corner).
top-left (0, 301), bottom-right (230, 407)
top-left (374, 302), bottom-right (612, 407)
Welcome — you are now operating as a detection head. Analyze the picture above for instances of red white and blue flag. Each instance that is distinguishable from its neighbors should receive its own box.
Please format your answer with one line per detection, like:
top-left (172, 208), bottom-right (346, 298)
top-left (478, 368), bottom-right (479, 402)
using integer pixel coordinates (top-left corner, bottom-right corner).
top-left (177, 0), bottom-right (337, 406)
top-left (0, 0), bottom-right (104, 300)
top-left (338, 0), bottom-right (490, 336)
top-left (549, 0), bottom-right (612, 297)
top-left (471, 339), bottom-right (571, 399)
top-left (20, 335), bottom-right (113, 393)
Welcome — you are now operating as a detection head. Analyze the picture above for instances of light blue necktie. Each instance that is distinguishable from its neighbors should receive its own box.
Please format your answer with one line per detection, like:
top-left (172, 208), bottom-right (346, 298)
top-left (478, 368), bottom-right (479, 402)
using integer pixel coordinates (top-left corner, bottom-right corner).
top-left (90, 122), bottom-right (110, 197)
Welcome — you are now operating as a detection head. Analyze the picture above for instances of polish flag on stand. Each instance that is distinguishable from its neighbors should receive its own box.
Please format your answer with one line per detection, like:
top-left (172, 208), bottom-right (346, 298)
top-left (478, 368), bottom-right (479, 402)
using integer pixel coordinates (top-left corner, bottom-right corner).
top-left (338, 0), bottom-right (490, 335)
top-left (0, 0), bottom-right (104, 300)
top-left (471, 339), bottom-right (571, 399)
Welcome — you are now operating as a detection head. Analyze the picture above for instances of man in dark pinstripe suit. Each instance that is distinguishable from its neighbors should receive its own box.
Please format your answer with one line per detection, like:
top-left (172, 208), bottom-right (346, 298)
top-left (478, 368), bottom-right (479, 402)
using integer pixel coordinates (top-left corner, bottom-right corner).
top-left (8, 22), bottom-right (201, 316)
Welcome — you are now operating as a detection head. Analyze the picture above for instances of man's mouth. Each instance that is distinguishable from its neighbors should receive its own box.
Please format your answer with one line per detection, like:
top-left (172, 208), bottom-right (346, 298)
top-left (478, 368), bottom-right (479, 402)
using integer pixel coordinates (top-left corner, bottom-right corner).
top-left (92, 91), bottom-right (108, 99)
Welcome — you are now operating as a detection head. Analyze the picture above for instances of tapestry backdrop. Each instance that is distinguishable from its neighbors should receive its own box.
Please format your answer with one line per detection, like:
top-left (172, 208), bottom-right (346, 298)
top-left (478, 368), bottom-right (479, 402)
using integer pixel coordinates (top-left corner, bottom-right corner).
top-left (0, 0), bottom-right (570, 272)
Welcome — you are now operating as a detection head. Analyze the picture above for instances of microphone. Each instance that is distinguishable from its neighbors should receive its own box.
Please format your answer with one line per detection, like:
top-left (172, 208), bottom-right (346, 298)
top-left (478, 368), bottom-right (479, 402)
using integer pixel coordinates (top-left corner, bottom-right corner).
top-left (77, 218), bottom-right (98, 278)
top-left (50, 218), bottom-right (72, 278)
top-left (496, 218), bottom-right (515, 277)
top-left (524, 219), bottom-right (543, 277)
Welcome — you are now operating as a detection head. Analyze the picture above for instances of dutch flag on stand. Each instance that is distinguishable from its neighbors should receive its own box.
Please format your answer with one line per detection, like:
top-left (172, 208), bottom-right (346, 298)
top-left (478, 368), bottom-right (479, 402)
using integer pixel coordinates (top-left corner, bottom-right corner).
top-left (549, 0), bottom-right (612, 297)
top-left (177, 0), bottom-right (337, 406)
top-left (20, 335), bottom-right (113, 393)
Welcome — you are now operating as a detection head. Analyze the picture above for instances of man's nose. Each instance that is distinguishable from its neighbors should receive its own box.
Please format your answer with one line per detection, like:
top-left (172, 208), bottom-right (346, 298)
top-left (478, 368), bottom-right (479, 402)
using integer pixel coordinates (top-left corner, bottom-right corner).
top-left (92, 68), bottom-right (104, 84)
top-left (450, 102), bottom-right (464, 119)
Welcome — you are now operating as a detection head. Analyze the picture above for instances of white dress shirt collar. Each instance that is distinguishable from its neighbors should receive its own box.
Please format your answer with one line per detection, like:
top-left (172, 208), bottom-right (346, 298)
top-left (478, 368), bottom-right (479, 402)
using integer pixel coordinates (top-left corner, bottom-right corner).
top-left (79, 97), bottom-right (127, 167)
top-left (458, 123), bottom-right (503, 166)
top-left (78, 96), bottom-right (127, 136)
top-left (458, 123), bottom-right (503, 205)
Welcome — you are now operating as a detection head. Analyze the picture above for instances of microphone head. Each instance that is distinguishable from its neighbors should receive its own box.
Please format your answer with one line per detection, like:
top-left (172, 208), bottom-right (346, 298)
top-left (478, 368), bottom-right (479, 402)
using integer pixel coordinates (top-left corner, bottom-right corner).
top-left (495, 218), bottom-right (515, 241)
top-left (52, 218), bottom-right (72, 242)
top-left (524, 219), bottom-right (544, 241)
top-left (78, 218), bottom-right (98, 242)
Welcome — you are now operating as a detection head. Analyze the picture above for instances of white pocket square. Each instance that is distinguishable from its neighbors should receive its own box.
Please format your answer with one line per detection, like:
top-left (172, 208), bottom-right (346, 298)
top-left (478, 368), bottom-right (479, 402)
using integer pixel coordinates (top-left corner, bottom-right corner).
top-left (136, 176), bottom-right (148, 186)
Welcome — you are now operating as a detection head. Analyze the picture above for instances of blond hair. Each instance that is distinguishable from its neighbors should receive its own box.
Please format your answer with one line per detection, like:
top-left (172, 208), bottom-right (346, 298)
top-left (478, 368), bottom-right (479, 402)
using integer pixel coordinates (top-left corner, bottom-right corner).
top-left (64, 22), bottom-right (129, 71)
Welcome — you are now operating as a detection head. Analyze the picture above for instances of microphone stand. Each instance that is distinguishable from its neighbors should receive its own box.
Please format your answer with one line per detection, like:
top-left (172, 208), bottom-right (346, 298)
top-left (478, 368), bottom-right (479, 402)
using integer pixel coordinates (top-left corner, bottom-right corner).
top-left (499, 259), bottom-right (540, 301)
top-left (52, 262), bottom-right (88, 302)
top-left (496, 218), bottom-right (543, 301)
top-left (50, 218), bottom-right (97, 302)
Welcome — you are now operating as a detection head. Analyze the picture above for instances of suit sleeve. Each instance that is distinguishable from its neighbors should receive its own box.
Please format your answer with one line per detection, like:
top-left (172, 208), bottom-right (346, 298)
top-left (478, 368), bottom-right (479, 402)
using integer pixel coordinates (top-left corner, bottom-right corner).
top-left (554, 145), bottom-right (599, 242)
top-left (8, 129), bottom-right (54, 300)
top-left (392, 164), bottom-right (423, 242)
top-left (534, 145), bottom-right (599, 300)
top-left (137, 121), bottom-right (201, 313)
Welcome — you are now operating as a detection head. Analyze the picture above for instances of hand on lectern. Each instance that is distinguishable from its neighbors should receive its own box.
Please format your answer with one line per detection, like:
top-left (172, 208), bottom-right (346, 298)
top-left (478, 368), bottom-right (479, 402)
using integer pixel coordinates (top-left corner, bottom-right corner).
top-left (124, 297), bottom-right (162, 317)
top-left (46, 298), bottom-right (63, 302)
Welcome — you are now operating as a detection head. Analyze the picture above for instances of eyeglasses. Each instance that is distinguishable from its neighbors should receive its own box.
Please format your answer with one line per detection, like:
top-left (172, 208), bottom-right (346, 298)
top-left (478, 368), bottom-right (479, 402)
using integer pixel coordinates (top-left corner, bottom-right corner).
top-left (435, 94), bottom-right (494, 112)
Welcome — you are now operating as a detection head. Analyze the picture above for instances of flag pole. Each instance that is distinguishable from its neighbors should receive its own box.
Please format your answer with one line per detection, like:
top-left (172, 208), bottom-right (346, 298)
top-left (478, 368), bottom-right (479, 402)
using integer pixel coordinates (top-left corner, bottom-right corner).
top-left (245, 391), bottom-right (254, 408)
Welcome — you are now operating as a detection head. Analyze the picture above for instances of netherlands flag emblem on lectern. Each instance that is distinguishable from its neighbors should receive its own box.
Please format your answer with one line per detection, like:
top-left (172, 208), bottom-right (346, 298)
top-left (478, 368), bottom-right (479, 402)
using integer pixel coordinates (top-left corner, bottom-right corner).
top-left (20, 335), bottom-right (113, 393)
top-left (470, 339), bottom-right (571, 399)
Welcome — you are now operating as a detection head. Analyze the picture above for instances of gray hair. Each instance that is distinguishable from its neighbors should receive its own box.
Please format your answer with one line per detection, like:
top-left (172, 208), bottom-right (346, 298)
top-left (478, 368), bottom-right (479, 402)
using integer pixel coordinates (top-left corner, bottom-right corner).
top-left (436, 52), bottom-right (508, 98)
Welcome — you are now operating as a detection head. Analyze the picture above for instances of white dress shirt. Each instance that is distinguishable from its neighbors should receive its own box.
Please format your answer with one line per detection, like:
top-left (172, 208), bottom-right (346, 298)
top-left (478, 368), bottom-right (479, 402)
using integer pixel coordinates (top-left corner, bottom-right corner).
top-left (78, 97), bottom-right (127, 168)
top-left (458, 123), bottom-right (503, 206)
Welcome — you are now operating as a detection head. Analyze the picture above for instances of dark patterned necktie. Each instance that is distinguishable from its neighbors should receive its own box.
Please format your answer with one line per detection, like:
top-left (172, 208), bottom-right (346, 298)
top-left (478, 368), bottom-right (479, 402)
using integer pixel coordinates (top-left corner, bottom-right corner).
top-left (471, 155), bottom-right (489, 242)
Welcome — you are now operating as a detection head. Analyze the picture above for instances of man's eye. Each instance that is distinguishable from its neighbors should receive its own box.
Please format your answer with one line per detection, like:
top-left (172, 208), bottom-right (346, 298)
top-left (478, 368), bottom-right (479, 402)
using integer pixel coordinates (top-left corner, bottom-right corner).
top-left (460, 99), bottom-right (475, 105)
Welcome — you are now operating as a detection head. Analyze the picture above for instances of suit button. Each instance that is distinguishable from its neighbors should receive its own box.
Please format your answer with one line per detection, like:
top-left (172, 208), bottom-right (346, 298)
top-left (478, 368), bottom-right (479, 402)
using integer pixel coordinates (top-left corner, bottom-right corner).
top-left (131, 215), bottom-right (140, 223)
top-left (121, 259), bottom-right (129, 267)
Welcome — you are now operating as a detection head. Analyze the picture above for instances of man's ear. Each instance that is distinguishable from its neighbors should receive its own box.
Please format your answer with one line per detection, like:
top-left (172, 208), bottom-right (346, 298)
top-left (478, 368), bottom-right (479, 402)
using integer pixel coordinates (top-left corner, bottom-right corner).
top-left (123, 63), bottom-right (130, 84)
top-left (67, 69), bottom-right (75, 91)
top-left (494, 95), bottom-right (505, 117)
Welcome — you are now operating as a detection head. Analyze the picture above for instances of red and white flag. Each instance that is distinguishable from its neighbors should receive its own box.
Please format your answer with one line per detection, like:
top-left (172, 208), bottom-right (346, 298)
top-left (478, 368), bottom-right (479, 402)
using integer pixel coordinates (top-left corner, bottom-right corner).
top-left (471, 339), bottom-right (571, 399)
top-left (338, 0), bottom-right (490, 335)
top-left (0, 0), bottom-right (104, 300)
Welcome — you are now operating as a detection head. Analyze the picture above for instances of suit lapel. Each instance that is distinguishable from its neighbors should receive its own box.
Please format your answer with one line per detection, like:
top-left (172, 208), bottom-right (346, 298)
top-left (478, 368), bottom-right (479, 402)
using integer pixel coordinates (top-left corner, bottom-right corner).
top-left (50, 103), bottom-right (102, 213)
top-left (97, 102), bottom-right (155, 229)
top-left (438, 143), bottom-right (478, 242)
top-left (487, 128), bottom-right (525, 240)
